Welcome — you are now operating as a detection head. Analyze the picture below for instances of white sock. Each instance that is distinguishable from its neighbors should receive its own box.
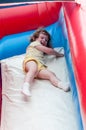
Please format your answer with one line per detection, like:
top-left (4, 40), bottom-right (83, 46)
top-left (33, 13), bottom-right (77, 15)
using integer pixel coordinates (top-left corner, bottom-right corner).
top-left (21, 82), bottom-right (31, 96)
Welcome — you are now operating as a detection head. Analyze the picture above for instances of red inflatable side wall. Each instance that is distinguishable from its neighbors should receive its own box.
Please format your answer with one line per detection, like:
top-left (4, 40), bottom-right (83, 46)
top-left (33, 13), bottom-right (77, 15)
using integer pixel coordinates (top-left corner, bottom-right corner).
top-left (63, 2), bottom-right (86, 130)
top-left (0, 2), bottom-right (61, 39)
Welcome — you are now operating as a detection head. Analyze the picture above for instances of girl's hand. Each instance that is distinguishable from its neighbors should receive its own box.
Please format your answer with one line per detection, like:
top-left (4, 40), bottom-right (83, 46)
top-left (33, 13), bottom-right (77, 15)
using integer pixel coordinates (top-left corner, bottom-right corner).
top-left (56, 53), bottom-right (64, 58)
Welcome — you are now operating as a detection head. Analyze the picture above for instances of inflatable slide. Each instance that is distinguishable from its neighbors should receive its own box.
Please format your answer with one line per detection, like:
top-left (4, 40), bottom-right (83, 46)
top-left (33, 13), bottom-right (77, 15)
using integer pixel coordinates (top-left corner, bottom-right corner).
top-left (0, 1), bottom-right (86, 130)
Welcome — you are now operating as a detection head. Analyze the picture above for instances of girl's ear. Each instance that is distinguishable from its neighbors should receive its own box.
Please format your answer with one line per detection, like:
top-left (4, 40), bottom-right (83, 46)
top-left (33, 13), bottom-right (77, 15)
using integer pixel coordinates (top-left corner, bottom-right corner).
top-left (29, 36), bottom-right (35, 42)
top-left (32, 37), bottom-right (35, 41)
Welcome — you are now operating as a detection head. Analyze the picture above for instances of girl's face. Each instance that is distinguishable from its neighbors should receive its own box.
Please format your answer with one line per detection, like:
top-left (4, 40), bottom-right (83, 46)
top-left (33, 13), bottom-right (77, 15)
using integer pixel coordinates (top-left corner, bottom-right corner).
top-left (36, 33), bottom-right (49, 46)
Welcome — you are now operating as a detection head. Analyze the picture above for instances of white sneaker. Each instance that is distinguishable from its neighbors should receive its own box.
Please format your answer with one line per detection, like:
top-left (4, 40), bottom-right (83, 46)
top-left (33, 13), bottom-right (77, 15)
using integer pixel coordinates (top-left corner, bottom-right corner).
top-left (58, 82), bottom-right (70, 92)
top-left (21, 82), bottom-right (31, 97)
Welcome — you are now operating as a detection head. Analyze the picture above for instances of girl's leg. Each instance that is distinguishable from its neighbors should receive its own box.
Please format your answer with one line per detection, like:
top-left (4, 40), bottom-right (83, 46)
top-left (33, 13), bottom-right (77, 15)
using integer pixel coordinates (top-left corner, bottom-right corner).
top-left (24, 61), bottom-right (38, 84)
top-left (37, 69), bottom-right (70, 92)
top-left (22, 61), bottom-right (38, 96)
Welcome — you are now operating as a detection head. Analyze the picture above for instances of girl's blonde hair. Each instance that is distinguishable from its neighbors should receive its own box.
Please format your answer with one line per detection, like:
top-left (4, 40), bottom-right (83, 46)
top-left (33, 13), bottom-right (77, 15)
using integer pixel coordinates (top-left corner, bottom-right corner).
top-left (30, 27), bottom-right (52, 48)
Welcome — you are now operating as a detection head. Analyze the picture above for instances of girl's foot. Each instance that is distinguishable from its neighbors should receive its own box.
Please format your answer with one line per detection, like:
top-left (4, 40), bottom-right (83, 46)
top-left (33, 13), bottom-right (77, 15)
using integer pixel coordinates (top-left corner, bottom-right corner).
top-left (21, 82), bottom-right (31, 97)
top-left (58, 81), bottom-right (70, 92)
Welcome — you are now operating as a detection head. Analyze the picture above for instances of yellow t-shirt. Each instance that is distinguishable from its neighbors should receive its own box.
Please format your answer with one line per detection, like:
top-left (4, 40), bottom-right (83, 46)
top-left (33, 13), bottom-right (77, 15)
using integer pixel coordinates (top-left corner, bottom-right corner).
top-left (25, 41), bottom-right (45, 65)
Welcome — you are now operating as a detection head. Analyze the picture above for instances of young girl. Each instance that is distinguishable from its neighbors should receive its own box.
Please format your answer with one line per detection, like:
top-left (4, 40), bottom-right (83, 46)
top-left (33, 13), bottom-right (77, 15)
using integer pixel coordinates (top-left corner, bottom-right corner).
top-left (22, 28), bottom-right (70, 96)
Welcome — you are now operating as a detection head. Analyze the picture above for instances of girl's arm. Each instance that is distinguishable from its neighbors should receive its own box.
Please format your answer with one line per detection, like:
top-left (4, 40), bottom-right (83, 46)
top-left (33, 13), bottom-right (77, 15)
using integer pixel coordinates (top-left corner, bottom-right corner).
top-left (35, 45), bottom-right (64, 57)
